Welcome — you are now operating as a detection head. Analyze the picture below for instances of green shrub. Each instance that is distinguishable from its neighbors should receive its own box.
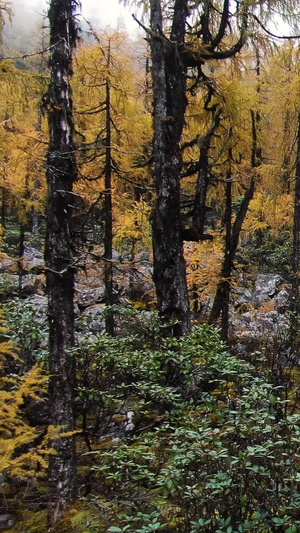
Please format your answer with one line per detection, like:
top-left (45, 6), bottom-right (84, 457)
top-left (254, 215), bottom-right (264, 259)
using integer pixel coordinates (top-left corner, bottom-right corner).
top-left (74, 324), bottom-right (300, 532)
top-left (4, 299), bottom-right (49, 370)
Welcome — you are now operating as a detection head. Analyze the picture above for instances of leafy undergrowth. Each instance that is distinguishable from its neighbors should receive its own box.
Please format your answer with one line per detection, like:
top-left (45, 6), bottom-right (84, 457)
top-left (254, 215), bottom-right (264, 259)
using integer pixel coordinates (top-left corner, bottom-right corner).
top-left (6, 310), bottom-right (300, 533)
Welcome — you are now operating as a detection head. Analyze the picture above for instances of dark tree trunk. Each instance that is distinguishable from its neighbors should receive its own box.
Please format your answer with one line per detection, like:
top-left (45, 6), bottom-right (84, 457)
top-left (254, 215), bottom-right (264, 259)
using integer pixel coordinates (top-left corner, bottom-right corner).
top-left (292, 114), bottom-right (300, 312)
top-left (150, 0), bottom-right (191, 336)
top-left (209, 175), bottom-right (255, 328)
top-left (145, 0), bottom-right (249, 336)
top-left (209, 118), bottom-right (257, 329)
top-left (18, 175), bottom-right (30, 296)
top-left (45, 0), bottom-right (79, 525)
top-left (1, 187), bottom-right (6, 228)
top-left (220, 171), bottom-right (232, 342)
top-left (193, 109), bottom-right (222, 235)
top-left (104, 43), bottom-right (115, 336)
top-left (18, 222), bottom-right (25, 297)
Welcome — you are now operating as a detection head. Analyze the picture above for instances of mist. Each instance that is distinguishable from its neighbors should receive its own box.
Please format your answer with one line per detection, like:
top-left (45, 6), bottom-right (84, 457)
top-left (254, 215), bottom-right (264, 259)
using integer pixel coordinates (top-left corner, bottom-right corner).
top-left (1, 0), bottom-right (140, 55)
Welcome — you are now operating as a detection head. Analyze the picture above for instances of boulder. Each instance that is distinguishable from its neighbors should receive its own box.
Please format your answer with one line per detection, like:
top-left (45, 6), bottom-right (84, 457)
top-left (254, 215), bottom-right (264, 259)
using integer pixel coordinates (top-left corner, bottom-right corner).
top-left (232, 310), bottom-right (289, 341)
top-left (77, 304), bottom-right (106, 336)
top-left (0, 253), bottom-right (14, 272)
top-left (23, 246), bottom-right (44, 271)
top-left (234, 288), bottom-right (253, 309)
top-left (252, 274), bottom-right (283, 308)
top-left (274, 287), bottom-right (290, 312)
top-left (75, 284), bottom-right (105, 309)
top-left (25, 294), bottom-right (48, 313)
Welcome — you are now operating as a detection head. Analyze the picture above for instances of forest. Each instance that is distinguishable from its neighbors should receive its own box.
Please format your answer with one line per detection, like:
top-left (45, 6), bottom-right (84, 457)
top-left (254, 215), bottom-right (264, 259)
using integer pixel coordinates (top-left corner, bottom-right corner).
top-left (3, 0), bottom-right (300, 531)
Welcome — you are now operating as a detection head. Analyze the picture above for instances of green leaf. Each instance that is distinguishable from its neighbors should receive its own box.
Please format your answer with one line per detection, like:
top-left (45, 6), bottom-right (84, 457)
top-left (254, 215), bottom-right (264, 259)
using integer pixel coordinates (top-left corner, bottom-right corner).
top-left (269, 394), bottom-right (277, 405)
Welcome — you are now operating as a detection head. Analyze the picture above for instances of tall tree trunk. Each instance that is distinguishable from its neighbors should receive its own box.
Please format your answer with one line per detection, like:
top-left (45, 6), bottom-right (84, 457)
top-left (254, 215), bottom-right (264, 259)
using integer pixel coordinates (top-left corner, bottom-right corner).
top-left (18, 222), bottom-right (25, 297)
top-left (209, 117), bottom-right (257, 330)
top-left (220, 169), bottom-right (232, 342)
top-left (209, 47), bottom-right (261, 334)
top-left (45, 0), bottom-right (79, 525)
top-left (104, 42), bottom-right (115, 336)
top-left (18, 174), bottom-right (29, 297)
top-left (1, 187), bottom-right (6, 229)
top-left (193, 109), bottom-right (222, 235)
top-left (209, 175), bottom-right (255, 329)
top-left (292, 114), bottom-right (300, 313)
top-left (150, 0), bottom-right (191, 336)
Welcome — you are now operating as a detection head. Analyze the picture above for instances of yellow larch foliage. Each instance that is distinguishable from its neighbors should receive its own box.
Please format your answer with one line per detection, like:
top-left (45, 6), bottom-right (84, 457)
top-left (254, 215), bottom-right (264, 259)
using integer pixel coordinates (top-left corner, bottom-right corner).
top-left (185, 232), bottom-right (224, 303)
top-left (114, 199), bottom-right (152, 253)
top-left (243, 192), bottom-right (293, 238)
top-left (0, 308), bottom-right (52, 480)
top-left (0, 61), bottom-right (47, 225)
top-left (72, 31), bottom-right (152, 231)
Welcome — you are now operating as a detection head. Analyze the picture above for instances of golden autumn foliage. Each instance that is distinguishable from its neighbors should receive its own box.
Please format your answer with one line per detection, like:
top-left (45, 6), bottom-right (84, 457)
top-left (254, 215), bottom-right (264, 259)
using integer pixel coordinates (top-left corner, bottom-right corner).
top-left (114, 199), bottom-right (152, 253)
top-left (185, 232), bottom-right (224, 304)
top-left (243, 192), bottom-right (293, 238)
top-left (72, 31), bottom-right (152, 243)
top-left (0, 60), bottom-right (47, 227)
top-left (0, 308), bottom-right (52, 480)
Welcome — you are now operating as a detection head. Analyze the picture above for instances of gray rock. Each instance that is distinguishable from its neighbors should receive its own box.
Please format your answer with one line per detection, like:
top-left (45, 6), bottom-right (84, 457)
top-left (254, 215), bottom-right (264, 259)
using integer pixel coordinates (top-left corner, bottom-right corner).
top-left (112, 249), bottom-right (122, 261)
top-left (75, 285), bottom-right (105, 308)
top-left (23, 246), bottom-right (44, 270)
top-left (252, 274), bottom-right (283, 308)
top-left (274, 287), bottom-right (290, 312)
top-left (77, 304), bottom-right (106, 336)
top-left (0, 514), bottom-right (15, 530)
top-left (0, 254), bottom-right (14, 272)
top-left (134, 250), bottom-right (151, 262)
top-left (235, 288), bottom-right (253, 309)
top-left (25, 294), bottom-right (48, 311)
top-left (232, 309), bottom-right (289, 340)
top-left (113, 253), bottom-right (153, 305)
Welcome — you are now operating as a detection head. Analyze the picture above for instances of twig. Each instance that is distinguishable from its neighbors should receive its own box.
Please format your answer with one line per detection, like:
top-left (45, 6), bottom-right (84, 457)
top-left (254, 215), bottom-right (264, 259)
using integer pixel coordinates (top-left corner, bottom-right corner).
top-left (251, 13), bottom-right (300, 40)
top-left (132, 13), bottom-right (152, 36)
top-left (0, 39), bottom-right (64, 61)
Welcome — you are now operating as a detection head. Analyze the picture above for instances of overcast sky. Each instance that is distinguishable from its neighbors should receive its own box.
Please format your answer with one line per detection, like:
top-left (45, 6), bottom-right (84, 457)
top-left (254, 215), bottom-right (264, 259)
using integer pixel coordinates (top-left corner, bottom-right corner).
top-left (8, 0), bottom-right (292, 43)
top-left (82, 0), bottom-right (139, 33)
top-left (23, 0), bottom-right (141, 36)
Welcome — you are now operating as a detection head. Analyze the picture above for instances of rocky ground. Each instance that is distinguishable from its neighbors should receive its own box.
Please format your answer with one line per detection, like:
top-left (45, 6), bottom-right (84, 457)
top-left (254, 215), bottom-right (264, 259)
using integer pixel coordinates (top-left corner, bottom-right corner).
top-left (0, 246), bottom-right (293, 353)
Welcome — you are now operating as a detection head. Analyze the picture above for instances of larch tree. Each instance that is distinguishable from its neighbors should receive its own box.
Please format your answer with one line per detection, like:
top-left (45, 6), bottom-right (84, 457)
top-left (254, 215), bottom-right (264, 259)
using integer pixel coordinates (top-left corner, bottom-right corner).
top-left (72, 33), bottom-right (152, 315)
top-left (209, 46), bottom-right (262, 338)
top-left (0, 1), bottom-right (12, 44)
top-left (45, 0), bottom-right (80, 525)
top-left (149, 0), bottom-right (191, 336)
top-left (125, 0), bottom-right (300, 335)
top-left (132, 0), bottom-right (252, 335)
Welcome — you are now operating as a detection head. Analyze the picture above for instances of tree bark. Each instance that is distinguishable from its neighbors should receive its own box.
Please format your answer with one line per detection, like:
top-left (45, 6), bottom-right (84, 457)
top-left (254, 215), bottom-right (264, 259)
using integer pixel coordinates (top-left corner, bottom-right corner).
top-left (209, 118), bottom-right (256, 330)
top-left (150, 0), bottom-right (191, 336)
top-left (193, 109), bottom-right (222, 236)
top-left (18, 222), bottom-right (25, 297)
top-left (45, 0), bottom-right (79, 525)
top-left (292, 114), bottom-right (300, 312)
top-left (1, 187), bottom-right (6, 228)
top-left (104, 42), bottom-right (115, 336)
